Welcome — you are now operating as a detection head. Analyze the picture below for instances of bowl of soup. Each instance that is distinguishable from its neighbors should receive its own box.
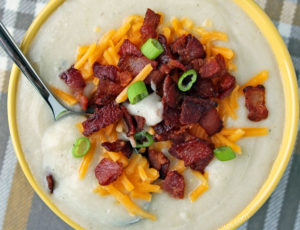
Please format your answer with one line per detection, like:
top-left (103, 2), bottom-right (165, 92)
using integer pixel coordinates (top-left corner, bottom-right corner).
top-left (7, 0), bottom-right (298, 229)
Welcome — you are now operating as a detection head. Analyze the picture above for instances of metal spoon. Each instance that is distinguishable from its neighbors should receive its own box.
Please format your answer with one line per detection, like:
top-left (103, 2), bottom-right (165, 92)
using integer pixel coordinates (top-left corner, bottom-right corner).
top-left (0, 21), bottom-right (84, 120)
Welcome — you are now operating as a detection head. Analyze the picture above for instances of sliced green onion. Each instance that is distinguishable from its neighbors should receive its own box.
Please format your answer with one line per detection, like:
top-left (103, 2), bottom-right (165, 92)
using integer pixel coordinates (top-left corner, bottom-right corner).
top-left (213, 146), bottom-right (236, 161)
top-left (134, 131), bottom-right (154, 148)
top-left (127, 81), bottom-right (148, 104)
top-left (178, 69), bottom-right (198, 92)
top-left (141, 38), bottom-right (164, 60)
top-left (72, 137), bottom-right (90, 158)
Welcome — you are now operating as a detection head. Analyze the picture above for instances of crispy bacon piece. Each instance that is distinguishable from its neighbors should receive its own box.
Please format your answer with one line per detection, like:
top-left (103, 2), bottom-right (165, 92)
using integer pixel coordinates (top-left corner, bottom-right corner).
top-left (118, 56), bottom-right (158, 76)
top-left (157, 34), bottom-right (173, 64)
top-left (121, 106), bottom-right (136, 136)
top-left (188, 58), bottom-right (205, 72)
top-left (163, 105), bottom-right (180, 127)
top-left (59, 66), bottom-right (87, 109)
top-left (169, 138), bottom-right (214, 173)
top-left (170, 34), bottom-right (205, 64)
top-left (82, 103), bottom-right (123, 136)
top-left (94, 63), bottom-right (119, 81)
top-left (120, 106), bottom-right (145, 136)
top-left (217, 73), bottom-right (236, 99)
top-left (134, 115), bottom-right (146, 132)
top-left (153, 122), bottom-right (193, 144)
top-left (118, 39), bottom-right (143, 57)
top-left (118, 71), bottom-right (133, 87)
top-left (180, 96), bottom-right (217, 125)
top-left (199, 108), bottom-right (223, 136)
top-left (95, 158), bottom-right (123, 186)
top-left (157, 34), bottom-right (185, 71)
top-left (199, 54), bottom-right (226, 79)
top-left (59, 66), bottom-right (86, 90)
top-left (162, 171), bottom-right (185, 199)
top-left (148, 149), bottom-right (170, 179)
top-left (192, 78), bottom-right (217, 99)
top-left (140, 8), bottom-right (161, 40)
top-left (46, 174), bottom-right (54, 194)
top-left (243, 85), bottom-right (269, 121)
top-left (102, 140), bottom-right (133, 158)
top-left (145, 69), bottom-right (165, 89)
top-left (92, 63), bottom-right (124, 105)
top-left (162, 76), bottom-right (179, 108)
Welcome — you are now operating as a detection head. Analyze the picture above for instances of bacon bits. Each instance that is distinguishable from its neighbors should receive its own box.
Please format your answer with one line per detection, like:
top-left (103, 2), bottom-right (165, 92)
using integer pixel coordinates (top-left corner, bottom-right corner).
top-left (192, 79), bottom-right (217, 99)
top-left (102, 140), bottom-right (133, 158)
top-left (93, 63), bottom-right (124, 105)
top-left (59, 66), bottom-right (86, 90)
top-left (180, 96), bottom-right (217, 125)
top-left (217, 73), bottom-right (236, 99)
top-left (243, 85), bottom-right (269, 121)
top-left (118, 39), bottom-right (143, 57)
top-left (82, 103), bottom-right (123, 136)
top-left (121, 106), bottom-right (145, 136)
top-left (169, 138), bottom-right (214, 173)
top-left (148, 149), bottom-right (170, 179)
top-left (140, 8), bottom-right (161, 40)
top-left (118, 56), bottom-right (158, 77)
top-left (162, 76), bottom-right (179, 108)
top-left (46, 174), bottom-right (54, 194)
top-left (199, 54), bottom-right (226, 79)
top-left (199, 108), bottom-right (223, 136)
top-left (170, 34), bottom-right (206, 64)
top-left (95, 158), bottom-right (123, 186)
top-left (162, 171), bottom-right (185, 199)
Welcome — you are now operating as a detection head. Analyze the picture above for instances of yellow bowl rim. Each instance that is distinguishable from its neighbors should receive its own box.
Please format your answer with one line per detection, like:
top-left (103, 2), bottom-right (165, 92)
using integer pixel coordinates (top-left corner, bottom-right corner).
top-left (7, 0), bottom-right (299, 229)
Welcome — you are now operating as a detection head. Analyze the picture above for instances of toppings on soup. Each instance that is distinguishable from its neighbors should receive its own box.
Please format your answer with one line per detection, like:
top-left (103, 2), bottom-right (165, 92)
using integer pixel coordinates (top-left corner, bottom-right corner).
top-left (51, 8), bottom-right (270, 221)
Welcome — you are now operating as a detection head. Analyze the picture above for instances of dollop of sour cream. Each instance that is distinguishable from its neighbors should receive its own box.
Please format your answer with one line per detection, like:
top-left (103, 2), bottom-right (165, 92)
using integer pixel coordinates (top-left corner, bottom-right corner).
top-left (125, 93), bottom-right (163, 126)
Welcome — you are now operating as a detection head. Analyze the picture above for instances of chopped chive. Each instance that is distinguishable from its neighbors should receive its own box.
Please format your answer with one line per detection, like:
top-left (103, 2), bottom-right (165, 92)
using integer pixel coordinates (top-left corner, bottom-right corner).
top-left (127, 81), bottom-right (148, 104)
top-left (141, 38), bottom-right (164, 60)
top-left (213, 146), bottom-right (236, 161)
top-left (134, 131), bottom-right (154, 148)
top-left (178, 69), bottom-right (197, 92)
top-left (72, 137), bottom-right (90, 158)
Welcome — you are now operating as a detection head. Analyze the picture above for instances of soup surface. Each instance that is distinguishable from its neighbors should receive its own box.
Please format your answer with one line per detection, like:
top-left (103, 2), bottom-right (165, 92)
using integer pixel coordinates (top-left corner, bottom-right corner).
top-left (16, 0), bottom-right (285, 229)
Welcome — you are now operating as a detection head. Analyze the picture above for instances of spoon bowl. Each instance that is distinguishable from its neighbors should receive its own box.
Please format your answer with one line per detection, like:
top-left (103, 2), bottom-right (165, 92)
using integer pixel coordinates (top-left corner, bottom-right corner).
top-left (0, 21), bottom-right (83, 120)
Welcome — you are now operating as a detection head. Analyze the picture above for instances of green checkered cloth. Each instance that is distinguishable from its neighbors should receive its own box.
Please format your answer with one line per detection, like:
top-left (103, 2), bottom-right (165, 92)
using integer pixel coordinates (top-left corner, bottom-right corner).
top-left (0, 0), bottom-right (299, 229)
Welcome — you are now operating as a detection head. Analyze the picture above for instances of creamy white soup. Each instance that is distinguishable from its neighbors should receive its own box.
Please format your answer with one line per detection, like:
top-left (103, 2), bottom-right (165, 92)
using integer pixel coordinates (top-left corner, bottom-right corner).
top-left (16, 0), bottom-right (285, 229)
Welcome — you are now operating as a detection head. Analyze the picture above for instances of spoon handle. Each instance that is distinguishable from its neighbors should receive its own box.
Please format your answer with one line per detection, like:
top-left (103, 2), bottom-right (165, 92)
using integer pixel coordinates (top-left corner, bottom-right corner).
top-left (0, 21), bottom-right (69, 119)
top-left (0, 21), bottom-right (51, 99)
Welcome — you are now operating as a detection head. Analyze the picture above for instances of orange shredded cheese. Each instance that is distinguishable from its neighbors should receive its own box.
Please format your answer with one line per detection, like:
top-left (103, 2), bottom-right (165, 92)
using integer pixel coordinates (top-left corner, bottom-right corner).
top-left (214, 133), bottom-right (242, 154)
top-left (171, 17), bottom-right (188, 36)
top-left (172, 160), bottom-right (186, 173)
top-left (78, 142), bottom-right (96, 179)
top-left (50, 86), bottom-right (78, 106)
top-left (220, 127), bottom-right (269, 137)
top-left (102, 184), bottom-right (156, 220)
top-left (115, 64), bottom-right (153, 103)
top-left (211, 46), bottom-right (234, 59)
top-left (227, 128), bottom-right (245, 142)
top-left (189, 124), bottom-right (209, 140)
top-left (239, 70), bottom-right (269, 96)
top-left (74, 42), bottom-right (97, 69)
top-left (190, 171), bottom-right (209, 202)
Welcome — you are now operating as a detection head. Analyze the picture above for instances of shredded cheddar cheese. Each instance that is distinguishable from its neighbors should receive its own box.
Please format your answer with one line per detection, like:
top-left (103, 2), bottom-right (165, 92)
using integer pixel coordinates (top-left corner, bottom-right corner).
top-left (220, 127), bottom-right (269, 137)
top-left (211, 46), bottom-right (234, 59)
top-left (214, 133), bottom-right (242, 154)
top-left (172, 160), bottom-right (186, 173)
top-left (190, 171), bottom-right (209, 202)
top-left (78, 142), bottom-right (96, 179)
top-left (239, 70), bottom-right (269, 96)
top-left (50, 86), bottom-right (78, 106)
top-left (74, 42), bottom-right (97, 69)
